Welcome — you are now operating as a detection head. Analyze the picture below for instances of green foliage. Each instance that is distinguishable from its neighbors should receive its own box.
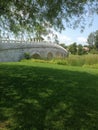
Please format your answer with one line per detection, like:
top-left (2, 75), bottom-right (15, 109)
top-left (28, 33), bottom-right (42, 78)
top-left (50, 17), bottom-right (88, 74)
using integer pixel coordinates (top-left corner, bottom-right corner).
top-left (87, 30), bottom-right (98, 51)
top-left (87, 32), bottom-right (95, 47)
top-left (90, 49), bottom-right (98, 54)
top-left (59, 43), bottom-right (67, 49)
top-left (68, 42), bottom-right (77, 55)
top-left (0, 0), bottom-right (98, 34)
top-left (66, 54), bottom-right (98, 66)
top-left (83, 64), bottom-right (98, 69)
top-left (0, 62), bottom-right (98, 130)
top-left (22, 54), bottom-right (98, 67)
top-left (24, 52), bottom-right (31, 59)
top-left (21, 59), bottom-right (47, 63)
top-left (83, 54), bottom-right (98, 65)
top-left (77, 44), bottom-right (87, 55)
top-left (77, 44), bottom-right (82, 55)
top-left (50, 59), bottom-right (68, 65)
top-left (95, 30), bottom-right (98, 49)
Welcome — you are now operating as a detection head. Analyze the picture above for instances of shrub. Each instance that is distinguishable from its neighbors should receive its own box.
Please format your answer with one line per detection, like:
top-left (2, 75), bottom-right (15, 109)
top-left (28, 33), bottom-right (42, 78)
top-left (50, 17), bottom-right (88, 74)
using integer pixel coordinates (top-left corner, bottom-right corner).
top-left (52, 59), bottom-right (67, 65)
top-left (90, 49), bottom-right (98, 54)
top-left (24, 52), bottom-right (31, 59)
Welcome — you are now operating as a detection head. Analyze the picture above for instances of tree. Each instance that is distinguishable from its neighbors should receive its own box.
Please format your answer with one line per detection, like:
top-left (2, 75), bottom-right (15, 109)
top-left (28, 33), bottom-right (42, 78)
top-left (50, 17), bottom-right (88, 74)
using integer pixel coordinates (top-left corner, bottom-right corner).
top-left (87, 30), bottom-right (98, 50)
top-left (95, 30), bottom-right (98, 50)
top-left (68, 42), bottom-right (77, 55)
top-left (77, 44), bottom-right (83, 55)
top-left (0, 0), bottom-right (98, 35)
top-left (87, 32), bottom-right (95, 48)
top-left (59, 43), bottom-right (67, 49)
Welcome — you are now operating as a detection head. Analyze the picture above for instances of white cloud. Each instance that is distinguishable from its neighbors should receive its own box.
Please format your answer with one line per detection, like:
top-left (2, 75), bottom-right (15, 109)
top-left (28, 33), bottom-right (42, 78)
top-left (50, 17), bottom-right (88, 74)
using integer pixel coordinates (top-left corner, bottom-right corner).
top-left (77, 37), bottom-right (87, 45)
top-left (44, 29), bottom-right (87, 45)
top-left (43, 31), bottom-right (73, 45)
top-left (57, 33), bottom-right (72, 44)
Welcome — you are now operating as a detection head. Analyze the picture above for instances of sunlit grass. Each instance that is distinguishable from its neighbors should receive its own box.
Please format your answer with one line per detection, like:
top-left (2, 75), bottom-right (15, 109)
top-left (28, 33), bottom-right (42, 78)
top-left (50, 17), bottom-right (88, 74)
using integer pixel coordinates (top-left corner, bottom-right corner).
top-left (0, 61), bottom-right (98, 130)
top-left (21, 54), bottom-right (98, 68)
top-left (53, 54), bottom-right (98, 66)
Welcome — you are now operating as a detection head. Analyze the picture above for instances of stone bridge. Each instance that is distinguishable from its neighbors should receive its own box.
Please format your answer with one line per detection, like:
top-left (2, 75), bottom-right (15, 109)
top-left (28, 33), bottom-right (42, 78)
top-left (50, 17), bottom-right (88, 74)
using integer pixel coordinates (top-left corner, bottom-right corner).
top-left (0, 39), bottom-right (68, 62)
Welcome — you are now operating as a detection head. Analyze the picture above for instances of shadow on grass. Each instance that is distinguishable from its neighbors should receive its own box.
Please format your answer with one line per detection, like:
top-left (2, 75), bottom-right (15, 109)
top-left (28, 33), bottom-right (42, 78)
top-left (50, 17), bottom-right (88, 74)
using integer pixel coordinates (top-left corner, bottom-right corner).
top-left (0, 64), bottom-right (98, 130)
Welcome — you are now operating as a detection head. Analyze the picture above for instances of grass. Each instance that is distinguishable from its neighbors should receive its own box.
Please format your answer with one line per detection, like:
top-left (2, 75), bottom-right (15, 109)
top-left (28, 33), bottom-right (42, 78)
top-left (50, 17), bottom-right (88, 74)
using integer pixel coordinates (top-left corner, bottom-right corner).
top-left (51, 54), bottom-right (98, 67)
top-left (0, 61), bottom-right (98, 130)
top-left (21, 54), bottom-right (98, 68)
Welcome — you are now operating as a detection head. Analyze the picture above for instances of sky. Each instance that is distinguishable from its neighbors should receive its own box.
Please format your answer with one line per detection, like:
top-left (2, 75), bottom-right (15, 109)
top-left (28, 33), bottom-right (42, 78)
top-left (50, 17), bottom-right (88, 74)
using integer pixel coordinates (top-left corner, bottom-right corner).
top-left (56, 13), bottom-right (98, 45)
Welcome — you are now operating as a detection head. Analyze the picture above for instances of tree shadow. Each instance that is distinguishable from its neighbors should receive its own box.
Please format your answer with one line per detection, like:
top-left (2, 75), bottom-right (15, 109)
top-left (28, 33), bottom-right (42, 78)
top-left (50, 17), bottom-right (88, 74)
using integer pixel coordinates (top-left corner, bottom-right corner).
top-left (0, 64), bottom-right (98, 130)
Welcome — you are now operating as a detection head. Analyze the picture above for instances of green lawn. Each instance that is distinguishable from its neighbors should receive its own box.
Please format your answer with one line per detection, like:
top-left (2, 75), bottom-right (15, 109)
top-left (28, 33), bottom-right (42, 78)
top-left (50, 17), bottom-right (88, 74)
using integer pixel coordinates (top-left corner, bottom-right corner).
top-left (0, 62), bottom-right (98, 130)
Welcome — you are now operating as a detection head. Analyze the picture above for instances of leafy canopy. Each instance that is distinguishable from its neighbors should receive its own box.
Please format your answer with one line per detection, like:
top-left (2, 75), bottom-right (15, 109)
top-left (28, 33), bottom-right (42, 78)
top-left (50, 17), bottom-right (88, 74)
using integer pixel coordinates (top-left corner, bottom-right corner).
top-left (0, 0), bottom-right (98, 35)
top-left (87, 30), bottom-right (98, 49)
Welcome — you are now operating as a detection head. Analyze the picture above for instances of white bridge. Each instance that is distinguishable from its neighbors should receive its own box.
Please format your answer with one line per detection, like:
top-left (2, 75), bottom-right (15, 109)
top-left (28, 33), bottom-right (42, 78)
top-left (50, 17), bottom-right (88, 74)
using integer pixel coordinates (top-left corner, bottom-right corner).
top-left (0, 39), bottom-right (68, 62)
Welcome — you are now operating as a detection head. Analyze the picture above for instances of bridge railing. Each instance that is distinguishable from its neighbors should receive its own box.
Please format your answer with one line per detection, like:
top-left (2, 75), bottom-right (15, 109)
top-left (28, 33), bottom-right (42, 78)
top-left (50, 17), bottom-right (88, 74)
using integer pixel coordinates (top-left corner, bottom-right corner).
top-left (0, 39), bottom-right (48, 44)
top-left (0, 39), bottom-right (57, 45)
top-left (0, 38), bottom-right (67, 52)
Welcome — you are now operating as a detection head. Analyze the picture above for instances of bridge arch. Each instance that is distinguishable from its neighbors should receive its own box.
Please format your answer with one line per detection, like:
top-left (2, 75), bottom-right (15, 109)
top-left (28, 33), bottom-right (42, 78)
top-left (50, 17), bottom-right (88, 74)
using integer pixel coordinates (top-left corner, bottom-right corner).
top-left (31, 53), bottom-right (41, 59)
top-left (47, 52), bottom-right (53, 60)
top-left (56, 52), bottom-right (62, 58)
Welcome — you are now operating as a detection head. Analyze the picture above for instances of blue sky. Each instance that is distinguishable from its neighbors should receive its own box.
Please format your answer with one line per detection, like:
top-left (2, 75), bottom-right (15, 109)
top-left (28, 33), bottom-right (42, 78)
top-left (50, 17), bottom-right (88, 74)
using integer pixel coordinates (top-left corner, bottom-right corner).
top-left (57, 13), bottom-right (98, 45)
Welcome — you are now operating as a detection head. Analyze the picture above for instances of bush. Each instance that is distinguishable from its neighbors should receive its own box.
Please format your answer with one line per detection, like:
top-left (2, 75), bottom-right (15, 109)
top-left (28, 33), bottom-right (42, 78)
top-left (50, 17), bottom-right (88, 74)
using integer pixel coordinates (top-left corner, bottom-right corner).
top-left (24, 52), bottom-right (31, 59)
top-left (90, 49), bottom-right (98, 54)
top-left (51, 59), bottom-right (67, 65)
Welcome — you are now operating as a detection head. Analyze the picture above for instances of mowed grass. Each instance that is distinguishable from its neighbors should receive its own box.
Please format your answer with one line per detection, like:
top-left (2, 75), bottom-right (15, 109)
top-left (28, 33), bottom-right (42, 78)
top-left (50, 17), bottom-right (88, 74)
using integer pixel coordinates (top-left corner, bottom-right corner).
top-left (0, 61), bottom-right (98, 130)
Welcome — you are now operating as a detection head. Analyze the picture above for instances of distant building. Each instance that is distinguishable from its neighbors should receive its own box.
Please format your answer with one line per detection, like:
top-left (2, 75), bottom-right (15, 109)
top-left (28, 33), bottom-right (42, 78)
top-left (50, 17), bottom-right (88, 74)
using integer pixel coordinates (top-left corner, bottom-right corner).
top-left (83, 47), bottom-right (90, 53)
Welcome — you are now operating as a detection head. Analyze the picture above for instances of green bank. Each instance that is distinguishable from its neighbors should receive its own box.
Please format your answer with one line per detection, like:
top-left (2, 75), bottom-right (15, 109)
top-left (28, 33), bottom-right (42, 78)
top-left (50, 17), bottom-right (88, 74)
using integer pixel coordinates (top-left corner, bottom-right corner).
top-left (0, 61), bottom-right (98, 130)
